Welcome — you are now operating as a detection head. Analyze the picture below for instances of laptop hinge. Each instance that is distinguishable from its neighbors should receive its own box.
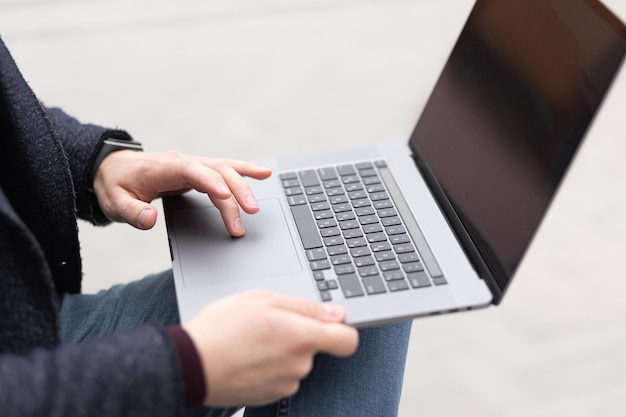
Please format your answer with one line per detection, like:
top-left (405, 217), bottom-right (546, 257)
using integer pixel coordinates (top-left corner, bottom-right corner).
top-left (410, 153), bottom-right (505, 304)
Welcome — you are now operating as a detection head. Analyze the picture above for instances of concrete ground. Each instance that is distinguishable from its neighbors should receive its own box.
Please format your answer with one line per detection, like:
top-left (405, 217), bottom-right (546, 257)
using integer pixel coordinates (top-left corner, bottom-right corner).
top-left (2, 0), bottom-right (626, 415)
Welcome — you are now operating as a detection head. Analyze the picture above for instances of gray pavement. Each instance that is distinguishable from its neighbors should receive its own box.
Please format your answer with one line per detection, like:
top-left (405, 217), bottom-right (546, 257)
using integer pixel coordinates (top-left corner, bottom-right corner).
top-left (1, 0), bottom-right (626, 415)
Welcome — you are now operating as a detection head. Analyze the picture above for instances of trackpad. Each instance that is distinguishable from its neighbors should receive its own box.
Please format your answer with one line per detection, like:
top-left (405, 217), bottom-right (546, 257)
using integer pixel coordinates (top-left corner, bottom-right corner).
top-left (171, 199), bottom-right (302, 288)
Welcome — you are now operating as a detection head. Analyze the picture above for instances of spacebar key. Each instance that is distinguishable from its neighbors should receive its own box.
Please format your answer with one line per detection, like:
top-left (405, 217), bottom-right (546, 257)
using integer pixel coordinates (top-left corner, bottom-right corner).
top-left (291, 205), bottom-right (323, 249)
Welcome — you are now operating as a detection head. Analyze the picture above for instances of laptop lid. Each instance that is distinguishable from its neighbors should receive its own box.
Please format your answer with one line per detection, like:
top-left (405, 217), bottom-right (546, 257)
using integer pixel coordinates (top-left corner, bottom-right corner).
top-left (409, 0), bottom-right (626, 303)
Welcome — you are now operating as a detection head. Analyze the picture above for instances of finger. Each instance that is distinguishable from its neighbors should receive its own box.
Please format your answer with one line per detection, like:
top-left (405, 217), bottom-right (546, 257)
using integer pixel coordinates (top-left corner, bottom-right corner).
top-left (108, 189), bottom-right (159, 230)
top-left (315, 322), bottom-right (359, 357)
top-left (208, 194), bottom-right (245, 237)
top-left (200, 160), bottom-right (272, 214)
top-left (269, 294), bottom-right (347, 323)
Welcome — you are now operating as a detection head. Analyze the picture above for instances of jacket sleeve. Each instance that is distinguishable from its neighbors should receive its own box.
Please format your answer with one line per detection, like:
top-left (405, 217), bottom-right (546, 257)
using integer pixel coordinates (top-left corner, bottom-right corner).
top-left (0, 324), bottom-right (186, 417)
top-left (44, 107), bottom-right (133, 225)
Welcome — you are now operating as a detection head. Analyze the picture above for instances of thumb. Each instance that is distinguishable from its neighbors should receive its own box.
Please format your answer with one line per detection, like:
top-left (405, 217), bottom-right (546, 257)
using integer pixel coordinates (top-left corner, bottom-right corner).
top-left (110, 192), bottom-right (158, 230)
top-left (271, 295), bottom-right (347, 323)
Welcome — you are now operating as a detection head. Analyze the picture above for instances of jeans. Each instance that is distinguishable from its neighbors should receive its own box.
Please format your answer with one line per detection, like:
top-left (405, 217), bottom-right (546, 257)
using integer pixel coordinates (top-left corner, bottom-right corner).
top-left (61, 270), bottom-right (412, 417)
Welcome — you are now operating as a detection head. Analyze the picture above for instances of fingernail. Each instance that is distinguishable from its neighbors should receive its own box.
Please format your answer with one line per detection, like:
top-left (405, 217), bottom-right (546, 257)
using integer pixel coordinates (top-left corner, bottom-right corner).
top-left (245, 194), bottom-right (258, 209)
top-left (233, 217), bottom-right (244, 235)
top-left (325, 304), bottom-right (344, 319)
top-left (138, 209), bottom-right (150, 229)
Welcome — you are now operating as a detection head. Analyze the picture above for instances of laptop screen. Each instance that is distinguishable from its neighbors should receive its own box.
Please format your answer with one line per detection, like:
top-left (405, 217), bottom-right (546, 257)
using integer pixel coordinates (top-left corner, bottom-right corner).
top-left (410, 0), bottom-right (626, 296)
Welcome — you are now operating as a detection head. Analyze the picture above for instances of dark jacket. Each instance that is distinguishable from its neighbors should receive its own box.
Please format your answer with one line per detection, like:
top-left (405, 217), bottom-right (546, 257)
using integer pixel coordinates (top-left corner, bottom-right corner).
top-left (0, 37), bottom-right (186, 416)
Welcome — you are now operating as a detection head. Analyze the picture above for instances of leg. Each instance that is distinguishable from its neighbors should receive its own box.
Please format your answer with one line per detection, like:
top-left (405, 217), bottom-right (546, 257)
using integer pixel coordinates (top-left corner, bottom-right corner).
top-left (60, 270), bottom-right (239, 417)
top-left (244, 321), bottom-right (412, 417)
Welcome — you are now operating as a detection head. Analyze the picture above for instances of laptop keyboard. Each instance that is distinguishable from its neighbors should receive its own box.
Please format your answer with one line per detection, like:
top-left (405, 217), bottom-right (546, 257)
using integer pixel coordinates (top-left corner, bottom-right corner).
top-left (280, 160), bottom-right (447, 302)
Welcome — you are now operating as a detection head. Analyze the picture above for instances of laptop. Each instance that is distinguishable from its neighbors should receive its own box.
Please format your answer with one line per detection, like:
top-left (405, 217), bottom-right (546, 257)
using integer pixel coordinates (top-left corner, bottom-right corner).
top-left (164, 0), bottom-right (626, 327)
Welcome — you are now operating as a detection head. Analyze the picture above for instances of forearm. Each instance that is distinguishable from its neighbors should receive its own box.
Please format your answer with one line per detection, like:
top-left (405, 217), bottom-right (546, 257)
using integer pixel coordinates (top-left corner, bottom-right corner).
top-left (0, 324), bottom-right (184, 417)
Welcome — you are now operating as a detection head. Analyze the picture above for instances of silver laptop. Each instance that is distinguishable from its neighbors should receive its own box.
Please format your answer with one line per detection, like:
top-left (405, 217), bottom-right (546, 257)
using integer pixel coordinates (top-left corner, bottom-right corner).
top-left (165, 0), bottom-right (626, 327)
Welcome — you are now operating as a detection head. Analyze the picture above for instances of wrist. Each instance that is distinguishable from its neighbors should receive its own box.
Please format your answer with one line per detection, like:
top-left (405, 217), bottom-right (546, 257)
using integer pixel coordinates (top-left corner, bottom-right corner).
top-left (167, 325), bottom-right (207, 409)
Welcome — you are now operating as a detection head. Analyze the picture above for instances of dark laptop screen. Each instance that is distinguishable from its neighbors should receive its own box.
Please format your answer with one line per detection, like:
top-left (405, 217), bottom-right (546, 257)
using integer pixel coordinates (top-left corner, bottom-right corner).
top-left (410, 0), bottom-right (626, 295)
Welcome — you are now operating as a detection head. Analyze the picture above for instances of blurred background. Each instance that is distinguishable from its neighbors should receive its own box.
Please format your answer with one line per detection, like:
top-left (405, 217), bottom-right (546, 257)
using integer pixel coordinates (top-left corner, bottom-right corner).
top-left (1, 0), bottom-right (625, 415)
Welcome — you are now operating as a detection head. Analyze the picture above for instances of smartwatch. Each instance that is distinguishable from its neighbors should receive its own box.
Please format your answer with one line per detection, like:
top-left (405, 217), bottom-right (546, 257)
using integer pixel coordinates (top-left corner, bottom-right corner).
top-left (88, 137), bottom-right (144, 188)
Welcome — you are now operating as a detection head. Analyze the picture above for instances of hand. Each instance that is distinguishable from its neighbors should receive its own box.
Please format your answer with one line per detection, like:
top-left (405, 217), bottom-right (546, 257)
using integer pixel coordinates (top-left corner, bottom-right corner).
top-left (93, 150), bottom-right (272, 236)
top-left (182, 291), bottom-right (359, 407)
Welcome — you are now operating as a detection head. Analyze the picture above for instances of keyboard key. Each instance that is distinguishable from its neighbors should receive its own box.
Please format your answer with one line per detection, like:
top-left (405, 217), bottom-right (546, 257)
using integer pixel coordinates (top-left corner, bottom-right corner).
top-left (307, 194), bottom-right (326, 204)
top-left (335, 264), bottom-right (356, 275)
top-left (350, 247), bottom-right (371, 257)
top-left (305, 186), bottom-right (324, 195)
top-left (330, 254), bottom-right (351, 265)
top-left (325, 187), bottom-right (344, 196)
top-left (366, 184), bottom-right (385, 193)
top-left (408, 272), bottom-right (431, 288)
top-left (366, 232), bottom-right (387, 243)
top-left (393, 244), bottom-right (415, 254)
top-left (339, 220), bottom-right (359, 230)
top-left (314, 210), bottom-right (334, 220)
top-left (398, 252), bottom-right (420, 263)
top-left (383, 270), bottom-right (405, 281)
top-left (362, 275), bottom-right (387, 295)
top-left (337, 165), bottom-right (357, 176)
top-left (403, 262), bottom-right (425, 273)
top-left (390, 235), bottom-right (411, 245)
top-left (382, 217), bottom-right (402, 227)
top-left (284, 187), bottom-right (303, 196)
top-left (385, 225), bottom-right (406, 235)
top-left (335, 211), bottom-right (356, 221)
top-left (317, 218), bottom-right (337, 228)
top-left (317, 281), bottom-right (329, 291)
top-left (379, 260), bottom-right (400, 271)
top-left (346, 237), bottom-right (367, 248)
top-left (306, 248), bottom-right (326, 261)
top-left (355, 207), bottom-right (376, 216)
top-left (327, 245), bottom-right (348, 256)
top-left (329, 195), bottom-right (349, 204)
top-left (362, 176), bottom-right (381, 185)
top-left (358, 215), bottom-right (379, 225)
top-left (362, 223), bottom-right (383, 234)
top-left (358, 169), bottom-right (377, 178)
top-left (323, 236), bottom-right (344, 246)
top-left (327, 279), bottom-right (339, 290)
top-left (299, 170), bottom-right (320, 187)
top-left (370, 192), bottom-right (389, 201)
top-left (320, 291), bottom-right (332, 302)
top-left (354, 256), bottom-right (375, 267)
top-left (371, 242), bottom-right (392, 252)
top-left (282, 179), bottom-right (300, 188)
top-left (338, 274), bottom-right (364, 298)
top-left (351, 199), bottom-right (371, 208)
top-left (323, 179), bottom-right (342, 189)
top-left (288, 195), bottom-right (307, 206)
top-left (374, 200), bottom-right (393, 209)
top-left (342, 175), bottom-right (360, 184)
top-left (318, 167), bottom-right (338, 181)
top-left (345, 183), bottom-right (363, 192)
top-left (388, 279), bottom-right (409, 292)
top-left (313, 271), bottom-right (325, 281)
top-left (348, 190), bottom-right (368, 200)
top-left (279, 172), bottom-right (297, 180)
top-left (310, 260), bottom-right (331, 271)
top-left (355, 162), bottom-right (374, 170)
top-left (358, 266), bottom-right (379, 277)
top-left (332, 203), bottom-right (352, 213)
top-left (374, 251), bottom-right (395, 262)
top-left (342, 229), bottom-right (363, 239)
top-left (291, 205), bottom-right (322, 249)
top-left (310, 202), bottom-right (331, 211)
top-left (320, 227), bottom-right (341, 238)
top-left (377, 208), bottom-right (397, 218)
